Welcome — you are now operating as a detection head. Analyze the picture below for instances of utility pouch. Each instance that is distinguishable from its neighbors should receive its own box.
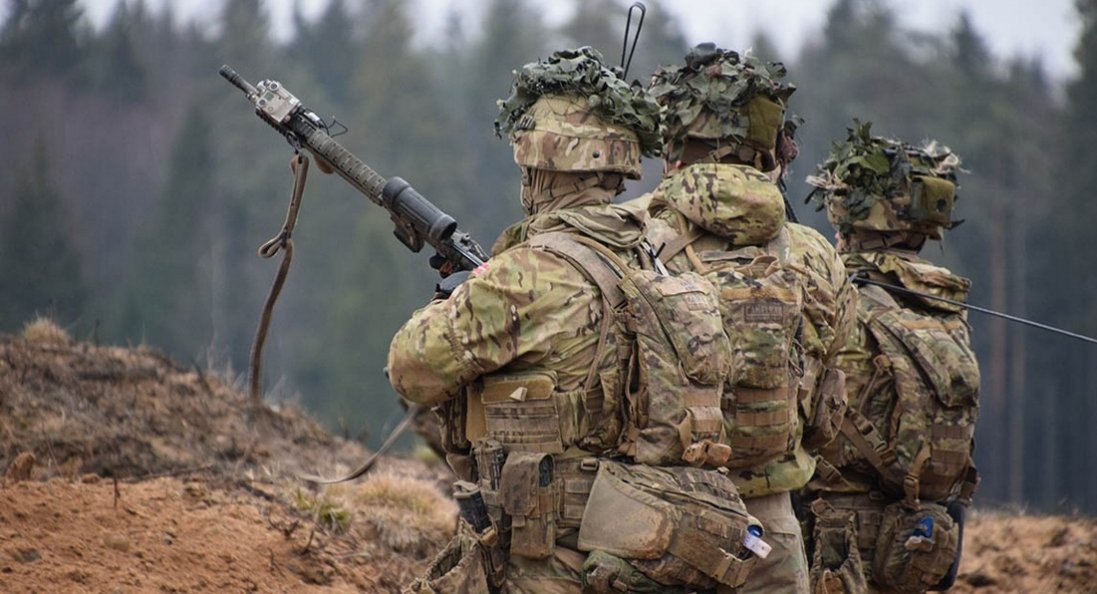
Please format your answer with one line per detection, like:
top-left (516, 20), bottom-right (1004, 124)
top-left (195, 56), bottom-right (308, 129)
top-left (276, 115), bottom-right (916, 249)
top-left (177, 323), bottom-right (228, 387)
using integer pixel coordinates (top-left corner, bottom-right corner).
top-left (582, 550), bottom-right (690, 594)
top-left (908, 175), bottom-right (955, 227)
top-left (808, 500), bottom-right (867, 594)
top-left (403, 522), bottom-right (492, 594)
top-left (500, 452), bottom-right (556, 559)
top-left (802, 365), bottom-right (848, 452)
top-left (872, 502), bottom-right (958, 593)
top-left (577, 461), bottom-right (758, 590)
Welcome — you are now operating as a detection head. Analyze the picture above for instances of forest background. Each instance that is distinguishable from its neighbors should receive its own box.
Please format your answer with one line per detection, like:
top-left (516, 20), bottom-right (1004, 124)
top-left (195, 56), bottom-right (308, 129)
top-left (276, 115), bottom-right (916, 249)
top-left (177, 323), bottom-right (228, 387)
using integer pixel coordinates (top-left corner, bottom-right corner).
top-left (2, 0), bottom-right (1095, 514)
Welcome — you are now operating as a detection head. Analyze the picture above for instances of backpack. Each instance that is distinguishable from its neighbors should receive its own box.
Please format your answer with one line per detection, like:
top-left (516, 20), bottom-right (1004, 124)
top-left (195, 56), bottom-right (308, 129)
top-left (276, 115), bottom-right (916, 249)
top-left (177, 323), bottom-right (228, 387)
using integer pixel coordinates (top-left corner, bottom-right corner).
top-left (840, 283), bottom-right (980, 503)
top-left (653, 219), bottom-right (809, 470)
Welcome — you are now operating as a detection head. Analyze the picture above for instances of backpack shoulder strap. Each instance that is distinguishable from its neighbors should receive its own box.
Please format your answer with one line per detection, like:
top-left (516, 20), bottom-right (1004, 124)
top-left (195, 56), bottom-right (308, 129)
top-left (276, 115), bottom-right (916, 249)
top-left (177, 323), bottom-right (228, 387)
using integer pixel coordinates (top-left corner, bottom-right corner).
top-left (526, 231), bottom-right (627, 308)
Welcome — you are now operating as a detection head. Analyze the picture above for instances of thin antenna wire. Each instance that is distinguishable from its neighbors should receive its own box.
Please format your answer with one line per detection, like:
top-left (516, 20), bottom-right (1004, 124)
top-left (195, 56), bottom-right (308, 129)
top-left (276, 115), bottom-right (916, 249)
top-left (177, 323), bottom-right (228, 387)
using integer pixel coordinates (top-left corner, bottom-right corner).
top-left (621, 2), bottom-right (646, 79)
top-left (854, 275), bottom-right (1097, 345)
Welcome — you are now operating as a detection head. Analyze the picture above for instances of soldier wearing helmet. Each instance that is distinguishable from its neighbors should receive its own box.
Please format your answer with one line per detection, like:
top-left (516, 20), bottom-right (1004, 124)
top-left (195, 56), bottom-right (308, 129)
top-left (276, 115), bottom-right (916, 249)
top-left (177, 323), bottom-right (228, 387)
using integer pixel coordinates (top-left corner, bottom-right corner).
top-left (801, 122), bottom-right (980, 594)
top-left (636, 43), bottom-right (858, 594)
top-left (391, 47), bottom-right (761, 594)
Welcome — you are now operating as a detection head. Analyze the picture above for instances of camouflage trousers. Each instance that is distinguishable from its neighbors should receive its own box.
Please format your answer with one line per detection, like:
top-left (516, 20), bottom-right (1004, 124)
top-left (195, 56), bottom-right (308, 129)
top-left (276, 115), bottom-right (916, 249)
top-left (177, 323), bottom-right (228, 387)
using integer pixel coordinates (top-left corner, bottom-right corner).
top-left (739, 491), bottom-right (810, 594)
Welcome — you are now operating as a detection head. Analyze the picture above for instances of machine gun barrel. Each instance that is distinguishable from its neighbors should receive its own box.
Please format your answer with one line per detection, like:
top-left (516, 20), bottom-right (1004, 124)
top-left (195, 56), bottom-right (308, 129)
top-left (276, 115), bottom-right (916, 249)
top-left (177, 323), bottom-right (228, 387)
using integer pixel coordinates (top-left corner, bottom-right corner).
top-left (220, 65), bottom-right (487, 271)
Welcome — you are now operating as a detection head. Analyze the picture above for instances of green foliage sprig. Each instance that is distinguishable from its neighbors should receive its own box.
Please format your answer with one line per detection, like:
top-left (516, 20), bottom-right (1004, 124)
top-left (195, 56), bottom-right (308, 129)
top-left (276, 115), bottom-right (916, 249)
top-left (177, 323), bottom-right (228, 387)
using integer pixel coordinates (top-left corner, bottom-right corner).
top-left (806, 120), bottom-right (962, 219)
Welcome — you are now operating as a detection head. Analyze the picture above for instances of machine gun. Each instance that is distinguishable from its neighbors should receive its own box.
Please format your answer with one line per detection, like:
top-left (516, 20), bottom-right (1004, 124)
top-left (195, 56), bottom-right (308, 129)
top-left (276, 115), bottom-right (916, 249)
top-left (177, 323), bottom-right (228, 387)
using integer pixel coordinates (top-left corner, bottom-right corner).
top-left (221, 65), bottom-right (489, 426)
top-left (219, 65), bottom-right (488, 272)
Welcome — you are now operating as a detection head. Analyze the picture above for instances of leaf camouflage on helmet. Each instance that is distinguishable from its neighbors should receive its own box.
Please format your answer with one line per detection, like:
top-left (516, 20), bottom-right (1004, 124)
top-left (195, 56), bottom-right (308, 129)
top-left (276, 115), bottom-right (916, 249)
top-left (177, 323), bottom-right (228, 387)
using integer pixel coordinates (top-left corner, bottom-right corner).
top-left (806, 120), bottom-right (964, 237)
top-left (495, 46), bottom-right (664, 158)
top-left (649, 42), bottom-right (796, 154)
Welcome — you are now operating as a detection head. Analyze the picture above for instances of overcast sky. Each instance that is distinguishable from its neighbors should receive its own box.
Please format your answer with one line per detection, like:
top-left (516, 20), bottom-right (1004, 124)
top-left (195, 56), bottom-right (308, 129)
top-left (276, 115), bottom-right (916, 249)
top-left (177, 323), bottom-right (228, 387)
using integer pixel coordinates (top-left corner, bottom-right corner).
top-left (63, 0), bottom-right (1083, 80)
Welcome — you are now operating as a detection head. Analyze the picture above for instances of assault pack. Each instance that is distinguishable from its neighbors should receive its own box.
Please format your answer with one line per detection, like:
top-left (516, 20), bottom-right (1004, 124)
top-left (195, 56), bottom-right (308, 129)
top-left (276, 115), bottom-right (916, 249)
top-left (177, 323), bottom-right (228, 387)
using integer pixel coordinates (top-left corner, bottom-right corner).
top-left (811, 254), bottom-right (980, 593)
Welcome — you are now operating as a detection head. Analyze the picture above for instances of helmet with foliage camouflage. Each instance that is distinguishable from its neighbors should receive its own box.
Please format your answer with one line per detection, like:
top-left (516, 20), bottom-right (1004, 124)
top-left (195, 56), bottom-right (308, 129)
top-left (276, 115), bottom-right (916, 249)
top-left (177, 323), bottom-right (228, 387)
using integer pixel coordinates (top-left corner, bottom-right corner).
top-left (495, 46), bottom-right (663, 179)
top-left (648, 43), bottom-right (796, 168)
top-left (807, 120), bottom-right (963, 240)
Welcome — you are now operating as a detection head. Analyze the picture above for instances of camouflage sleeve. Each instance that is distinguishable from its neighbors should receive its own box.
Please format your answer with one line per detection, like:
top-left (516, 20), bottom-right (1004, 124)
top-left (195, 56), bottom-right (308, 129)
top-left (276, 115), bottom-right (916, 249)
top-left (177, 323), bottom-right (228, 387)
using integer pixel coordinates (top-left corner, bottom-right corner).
top-left (387, 246), bottom-right (597, 406)
top-left (787, 223), bottom-right (856, 366)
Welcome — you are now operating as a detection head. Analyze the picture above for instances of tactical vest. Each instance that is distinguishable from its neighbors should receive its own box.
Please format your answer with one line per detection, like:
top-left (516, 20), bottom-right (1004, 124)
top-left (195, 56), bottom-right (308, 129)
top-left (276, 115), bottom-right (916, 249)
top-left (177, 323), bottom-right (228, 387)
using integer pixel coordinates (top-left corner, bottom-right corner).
top-left (503, 231), bottom-right (733, 467)
top-left (656, 218), bottom-right (807, 471)
top-left (838, 283), bottom-right (981, 503)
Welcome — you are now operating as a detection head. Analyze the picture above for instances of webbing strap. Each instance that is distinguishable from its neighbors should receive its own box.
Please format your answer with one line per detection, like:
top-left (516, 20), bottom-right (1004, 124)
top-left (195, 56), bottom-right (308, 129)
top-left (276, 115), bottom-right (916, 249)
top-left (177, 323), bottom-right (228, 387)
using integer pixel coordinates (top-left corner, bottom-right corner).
top-left (655, 213), bottom-right (704, 262)
top-left (250, 153), bottom-right (308, 404)
top-left (838, 411), bottom-right (902, 487)
top-left (527, 232), bottom-right (626, 307)
top-left (526, 232), bottom-right (629, 428)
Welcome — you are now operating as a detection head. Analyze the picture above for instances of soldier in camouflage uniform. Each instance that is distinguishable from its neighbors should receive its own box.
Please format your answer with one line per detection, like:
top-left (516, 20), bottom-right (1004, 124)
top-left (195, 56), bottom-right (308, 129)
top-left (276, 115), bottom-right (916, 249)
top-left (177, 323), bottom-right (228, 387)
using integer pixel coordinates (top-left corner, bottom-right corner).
top-left (801, 122), bottom-right (981, 594)
top-left (391, 47), bottom-right (763, 594)
top-left (634, 43), bottom-right (857, 594)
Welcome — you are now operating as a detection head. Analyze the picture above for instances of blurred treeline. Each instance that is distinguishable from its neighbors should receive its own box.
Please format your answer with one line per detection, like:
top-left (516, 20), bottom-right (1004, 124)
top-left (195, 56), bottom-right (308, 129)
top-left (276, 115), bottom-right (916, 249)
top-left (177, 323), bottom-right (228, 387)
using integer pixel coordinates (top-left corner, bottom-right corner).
top-left (1, 0), bottom-right (1095, 513)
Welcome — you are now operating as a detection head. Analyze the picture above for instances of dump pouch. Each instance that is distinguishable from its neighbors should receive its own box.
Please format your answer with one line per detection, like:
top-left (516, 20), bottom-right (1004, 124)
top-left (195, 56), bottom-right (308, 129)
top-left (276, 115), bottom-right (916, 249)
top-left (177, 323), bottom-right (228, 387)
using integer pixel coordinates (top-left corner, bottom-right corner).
top-left (500, 452), bottom-right (557, 559)
top-left (577, 461), bottom-right (758, 590)
top-left (403, 522), bottom-right (492, 594)
top-left (872, 502), bottom-right (958, 593)
top-left (808, 500), bottom-right (868, 594)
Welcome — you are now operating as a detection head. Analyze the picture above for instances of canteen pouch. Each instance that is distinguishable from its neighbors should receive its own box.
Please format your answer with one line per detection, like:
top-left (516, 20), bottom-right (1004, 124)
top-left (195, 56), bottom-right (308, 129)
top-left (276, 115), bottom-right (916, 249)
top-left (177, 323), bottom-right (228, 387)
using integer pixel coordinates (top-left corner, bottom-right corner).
top-left (500, 452), bottom-right (556, 559)
top-left (872, 502), bottom-right (958, 593)
top-left (577, 461), bottom-right (757, 590)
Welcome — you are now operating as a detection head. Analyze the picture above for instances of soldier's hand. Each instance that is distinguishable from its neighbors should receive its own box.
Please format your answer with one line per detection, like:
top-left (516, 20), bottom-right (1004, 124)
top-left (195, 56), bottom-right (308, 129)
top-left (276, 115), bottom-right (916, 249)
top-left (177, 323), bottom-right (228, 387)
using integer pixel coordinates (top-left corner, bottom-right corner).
top-left (429, 253), bottom-right (456, 278)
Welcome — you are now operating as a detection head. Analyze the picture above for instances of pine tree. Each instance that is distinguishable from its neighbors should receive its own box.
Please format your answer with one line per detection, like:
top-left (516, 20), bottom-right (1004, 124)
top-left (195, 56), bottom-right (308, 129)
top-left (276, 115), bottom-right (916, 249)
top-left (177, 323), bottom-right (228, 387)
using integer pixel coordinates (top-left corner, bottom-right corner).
top-left (0, 142), bottom-right (88, 330)
top-left (113, 105), bottom-right (215, 358)
top-left (0, 0), bottom-right (85, 79)
top-left (1031, 0), bottom-right (1097, 511)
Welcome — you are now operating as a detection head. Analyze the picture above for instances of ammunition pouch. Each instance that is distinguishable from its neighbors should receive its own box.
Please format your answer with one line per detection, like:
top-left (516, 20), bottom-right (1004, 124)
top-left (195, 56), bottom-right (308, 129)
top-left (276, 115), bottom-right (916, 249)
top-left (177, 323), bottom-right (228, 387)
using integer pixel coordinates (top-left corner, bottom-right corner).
top-left (872, 501), bottom-right (958, 593)
top-left (500, 452), bottom-right (557, 559)
top-left (577, 461), bottom-right (759, 590)
top-left (801, 364), bottom-right (848, 453)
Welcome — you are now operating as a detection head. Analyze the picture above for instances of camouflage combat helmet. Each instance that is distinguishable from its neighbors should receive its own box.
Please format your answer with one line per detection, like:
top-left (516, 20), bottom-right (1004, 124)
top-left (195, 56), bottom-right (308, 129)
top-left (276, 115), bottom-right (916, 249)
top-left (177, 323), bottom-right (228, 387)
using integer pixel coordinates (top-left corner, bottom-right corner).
top-left (495, 46), bottom-right (663, 179)
top-left (649, 42), bottom-right (796, 168)
top-left (806, 120), bottom-right (963, 240)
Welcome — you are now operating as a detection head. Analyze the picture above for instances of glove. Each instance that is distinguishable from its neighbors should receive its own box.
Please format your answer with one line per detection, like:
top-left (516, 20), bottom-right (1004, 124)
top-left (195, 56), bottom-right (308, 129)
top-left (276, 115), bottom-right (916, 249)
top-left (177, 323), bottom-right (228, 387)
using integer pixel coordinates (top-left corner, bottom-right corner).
top-left (434, 270), bottom-right (470, 299)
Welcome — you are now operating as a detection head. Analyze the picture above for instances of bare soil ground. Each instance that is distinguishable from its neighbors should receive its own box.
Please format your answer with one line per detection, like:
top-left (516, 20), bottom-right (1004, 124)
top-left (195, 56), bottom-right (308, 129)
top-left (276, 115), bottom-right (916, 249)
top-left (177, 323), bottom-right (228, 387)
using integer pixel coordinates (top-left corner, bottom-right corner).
top-left (1, 322), bottom-right (1095, 593)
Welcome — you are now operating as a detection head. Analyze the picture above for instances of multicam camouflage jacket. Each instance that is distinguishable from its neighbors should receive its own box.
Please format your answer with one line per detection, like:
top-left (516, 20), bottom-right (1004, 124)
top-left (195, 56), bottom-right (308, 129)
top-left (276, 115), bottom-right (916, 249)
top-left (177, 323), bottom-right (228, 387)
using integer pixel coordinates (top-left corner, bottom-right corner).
top-left (812, 250), bottom-right (980, 502)
top-left (387, 201), bottom-right (647, 455)
top-left (644, 162), bottom-right (856, 498)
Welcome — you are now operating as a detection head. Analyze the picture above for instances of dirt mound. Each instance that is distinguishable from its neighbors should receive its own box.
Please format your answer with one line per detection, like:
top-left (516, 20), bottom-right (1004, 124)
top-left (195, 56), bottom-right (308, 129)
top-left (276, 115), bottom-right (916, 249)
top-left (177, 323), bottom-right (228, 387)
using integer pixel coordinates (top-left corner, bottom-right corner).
top-left (0, 325), bottom-right (455, 593)
top-left (953, 510), bottom-right (1097, 593)
top-left (0, 326), bottom-right (364, 481)
top-left (2, 324), bottom-right (1097, 593)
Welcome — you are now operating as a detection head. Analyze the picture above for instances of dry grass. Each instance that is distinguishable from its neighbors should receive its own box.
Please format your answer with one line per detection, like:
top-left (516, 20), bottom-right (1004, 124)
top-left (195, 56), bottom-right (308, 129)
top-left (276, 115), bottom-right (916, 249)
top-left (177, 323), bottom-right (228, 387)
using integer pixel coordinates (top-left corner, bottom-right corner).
top-left (21, 317), bottom-right (70, 344)
top-left (327, 471), bottom-right (457, 557)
